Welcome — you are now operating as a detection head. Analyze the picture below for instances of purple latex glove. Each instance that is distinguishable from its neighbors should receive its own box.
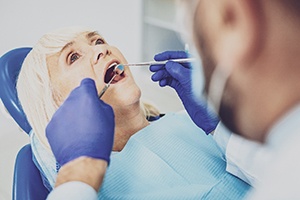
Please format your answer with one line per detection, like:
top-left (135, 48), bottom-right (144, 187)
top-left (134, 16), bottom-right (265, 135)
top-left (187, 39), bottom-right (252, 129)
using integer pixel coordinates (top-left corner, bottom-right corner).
top-left (150, 51), bottom-right (219, 134)
top-left (46, 78), bottom-right (115, 166)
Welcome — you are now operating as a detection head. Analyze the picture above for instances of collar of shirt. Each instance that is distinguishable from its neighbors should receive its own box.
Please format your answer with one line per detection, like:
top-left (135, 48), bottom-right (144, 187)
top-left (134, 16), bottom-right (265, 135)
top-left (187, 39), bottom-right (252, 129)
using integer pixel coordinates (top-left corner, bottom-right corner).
top-left (265, 103), bottom-right (300, 150)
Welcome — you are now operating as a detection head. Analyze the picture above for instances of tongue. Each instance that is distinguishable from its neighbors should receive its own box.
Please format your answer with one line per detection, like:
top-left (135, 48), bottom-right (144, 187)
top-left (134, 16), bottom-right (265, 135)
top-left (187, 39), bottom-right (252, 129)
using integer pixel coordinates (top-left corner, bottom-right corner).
top-left (104, 67), bottom-right (116, 83)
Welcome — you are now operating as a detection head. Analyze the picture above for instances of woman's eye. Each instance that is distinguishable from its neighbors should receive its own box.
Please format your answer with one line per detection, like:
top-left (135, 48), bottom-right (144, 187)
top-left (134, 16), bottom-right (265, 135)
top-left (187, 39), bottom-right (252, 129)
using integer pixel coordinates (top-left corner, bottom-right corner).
top-left (69, 53), bottom-right (80, 64)
top-left (95, 38), bottom-right (105, 45)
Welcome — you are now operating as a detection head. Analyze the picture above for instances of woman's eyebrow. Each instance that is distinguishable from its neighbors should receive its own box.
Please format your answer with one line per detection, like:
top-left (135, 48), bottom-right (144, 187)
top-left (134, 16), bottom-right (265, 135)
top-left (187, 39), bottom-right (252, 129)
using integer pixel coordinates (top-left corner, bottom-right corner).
top-left (86, 31), bottom-right (100, 39)
top-left (60, 31), bottom-right (100, 53)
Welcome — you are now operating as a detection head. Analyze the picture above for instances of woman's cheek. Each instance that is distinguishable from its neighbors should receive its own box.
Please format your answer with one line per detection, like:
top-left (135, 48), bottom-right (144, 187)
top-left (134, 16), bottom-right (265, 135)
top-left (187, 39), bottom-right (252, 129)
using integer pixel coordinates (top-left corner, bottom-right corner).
top-left (103, 85), bottom-right (141, 107)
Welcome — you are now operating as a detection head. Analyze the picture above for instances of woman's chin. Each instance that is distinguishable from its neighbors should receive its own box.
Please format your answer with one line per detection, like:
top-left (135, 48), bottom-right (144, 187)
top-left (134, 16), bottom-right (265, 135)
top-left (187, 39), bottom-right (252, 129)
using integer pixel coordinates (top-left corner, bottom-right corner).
top-left (103, 85), bottom-right (141, 108)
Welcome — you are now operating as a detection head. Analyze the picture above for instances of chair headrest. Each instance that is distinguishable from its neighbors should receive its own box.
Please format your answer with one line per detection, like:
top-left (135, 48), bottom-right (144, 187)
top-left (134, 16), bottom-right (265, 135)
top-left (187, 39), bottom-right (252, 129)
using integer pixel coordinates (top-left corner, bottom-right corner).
top-left (0, 47), bottom-right (32, 134)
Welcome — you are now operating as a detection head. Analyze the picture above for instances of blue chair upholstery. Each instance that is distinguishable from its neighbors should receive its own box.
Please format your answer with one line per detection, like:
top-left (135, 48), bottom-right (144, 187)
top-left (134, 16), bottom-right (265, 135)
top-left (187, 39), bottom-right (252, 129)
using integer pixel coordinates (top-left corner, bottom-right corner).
top-left (0, 47), bottom-right (32, 134)
top-left (0, 48), bottom-right (49, 200)
top-left (13, 144), bottom-right (49, 200)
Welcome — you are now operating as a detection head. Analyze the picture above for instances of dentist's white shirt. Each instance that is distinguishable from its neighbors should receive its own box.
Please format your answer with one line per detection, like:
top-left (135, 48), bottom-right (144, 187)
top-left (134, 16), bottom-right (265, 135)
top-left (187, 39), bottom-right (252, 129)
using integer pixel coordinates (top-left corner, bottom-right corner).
top-left (215, 104), bottom-right (300, 199)
top-left (47, 182), bottom-right (98, 200)
top-left (247, 104), bottom-right (300, 199)
top-left (213, 123), bottom-right (271, 186)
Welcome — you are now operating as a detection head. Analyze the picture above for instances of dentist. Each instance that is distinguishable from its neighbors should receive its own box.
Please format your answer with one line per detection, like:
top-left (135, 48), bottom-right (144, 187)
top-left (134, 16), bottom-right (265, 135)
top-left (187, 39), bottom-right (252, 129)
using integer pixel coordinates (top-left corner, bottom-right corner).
top-left (179, 0), bottom-right (300, 199)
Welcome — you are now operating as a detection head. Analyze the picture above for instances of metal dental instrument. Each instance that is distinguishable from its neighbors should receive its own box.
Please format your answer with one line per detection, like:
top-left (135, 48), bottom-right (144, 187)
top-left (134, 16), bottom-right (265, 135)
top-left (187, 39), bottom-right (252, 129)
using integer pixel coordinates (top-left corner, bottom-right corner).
top-left (119, 57), bottom-right (196, 67)
top-left (98, 64), bottom-right (124, 98)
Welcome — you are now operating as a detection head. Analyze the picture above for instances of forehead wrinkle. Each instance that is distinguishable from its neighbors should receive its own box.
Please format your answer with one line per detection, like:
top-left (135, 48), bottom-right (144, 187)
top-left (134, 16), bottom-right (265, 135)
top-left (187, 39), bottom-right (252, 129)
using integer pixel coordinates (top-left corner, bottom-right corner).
top-left (61, 41), bottom-right (74, 53)
top-left (60, 31), bottom-right (101, 54)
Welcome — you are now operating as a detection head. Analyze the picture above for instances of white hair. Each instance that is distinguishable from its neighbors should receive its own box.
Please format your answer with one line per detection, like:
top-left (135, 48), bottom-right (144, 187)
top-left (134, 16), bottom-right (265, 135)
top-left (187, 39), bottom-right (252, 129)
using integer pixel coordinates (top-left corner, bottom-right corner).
top-left (17, 27), bottom-right (95, 147)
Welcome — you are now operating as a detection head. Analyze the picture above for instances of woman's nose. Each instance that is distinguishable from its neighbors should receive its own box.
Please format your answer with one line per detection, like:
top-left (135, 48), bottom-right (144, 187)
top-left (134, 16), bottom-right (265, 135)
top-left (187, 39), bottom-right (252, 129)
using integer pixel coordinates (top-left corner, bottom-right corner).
top-left (92, 45), bottom-right (112, 64)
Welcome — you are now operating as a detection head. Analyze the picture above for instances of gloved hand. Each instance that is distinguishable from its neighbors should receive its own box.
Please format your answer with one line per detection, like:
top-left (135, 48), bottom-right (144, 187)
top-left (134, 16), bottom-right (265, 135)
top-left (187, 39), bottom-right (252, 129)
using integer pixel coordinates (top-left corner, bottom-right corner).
top-left (46, 78), bottom-right (115, 166)
top-left (150, 51), bottom-right (219, 134)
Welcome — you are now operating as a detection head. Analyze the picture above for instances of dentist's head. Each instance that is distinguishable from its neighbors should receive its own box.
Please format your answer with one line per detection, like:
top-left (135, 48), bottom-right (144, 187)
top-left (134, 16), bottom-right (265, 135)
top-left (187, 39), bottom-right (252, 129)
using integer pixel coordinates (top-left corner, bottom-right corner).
top-left (191, 0), bottom-right (300, 142)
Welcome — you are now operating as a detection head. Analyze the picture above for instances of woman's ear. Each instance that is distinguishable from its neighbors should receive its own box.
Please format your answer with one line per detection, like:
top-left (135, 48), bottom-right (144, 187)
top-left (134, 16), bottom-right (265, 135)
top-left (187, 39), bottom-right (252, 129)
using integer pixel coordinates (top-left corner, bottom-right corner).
top-left (214, 0), bottom-right (264, 67)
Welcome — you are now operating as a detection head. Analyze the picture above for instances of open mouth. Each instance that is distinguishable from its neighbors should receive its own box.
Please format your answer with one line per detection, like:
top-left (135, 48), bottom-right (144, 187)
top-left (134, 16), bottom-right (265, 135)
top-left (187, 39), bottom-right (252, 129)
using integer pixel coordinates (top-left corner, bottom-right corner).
top-left (104, 62), bottom-right (125, 84)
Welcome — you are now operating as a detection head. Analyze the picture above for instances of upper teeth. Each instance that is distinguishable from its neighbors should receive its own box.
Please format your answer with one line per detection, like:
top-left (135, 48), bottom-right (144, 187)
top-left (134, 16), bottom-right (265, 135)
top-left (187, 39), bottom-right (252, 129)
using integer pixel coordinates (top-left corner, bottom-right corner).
top-left (109, 62), bottom-right (118, 69)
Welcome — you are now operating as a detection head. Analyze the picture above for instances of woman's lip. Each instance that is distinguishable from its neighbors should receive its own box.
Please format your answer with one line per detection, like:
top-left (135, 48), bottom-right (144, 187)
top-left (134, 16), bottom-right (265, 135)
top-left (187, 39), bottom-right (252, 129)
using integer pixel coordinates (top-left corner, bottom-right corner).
top-left (105, 59), bottom-right (120, 71)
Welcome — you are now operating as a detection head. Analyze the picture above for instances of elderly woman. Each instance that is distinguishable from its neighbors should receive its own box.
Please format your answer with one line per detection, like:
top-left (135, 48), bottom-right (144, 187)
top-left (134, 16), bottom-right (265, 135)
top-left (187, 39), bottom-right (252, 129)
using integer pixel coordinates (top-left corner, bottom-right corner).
top-left (17, 27), bottom-right (250, 199)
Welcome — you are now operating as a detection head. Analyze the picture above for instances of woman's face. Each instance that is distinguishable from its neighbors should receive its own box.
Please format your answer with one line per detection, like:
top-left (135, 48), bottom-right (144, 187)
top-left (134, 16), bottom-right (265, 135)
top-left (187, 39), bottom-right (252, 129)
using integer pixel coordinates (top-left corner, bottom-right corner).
top-left (47, 31), bottom-right (141, 108)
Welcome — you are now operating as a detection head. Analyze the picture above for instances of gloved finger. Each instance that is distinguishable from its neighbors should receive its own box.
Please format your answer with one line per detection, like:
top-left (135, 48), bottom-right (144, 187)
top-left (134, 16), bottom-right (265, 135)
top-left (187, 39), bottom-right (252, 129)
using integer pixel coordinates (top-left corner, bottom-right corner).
top-left (69, 78), bottom-right (98, 99)
top-left (149, 64), bottom-right (164, 72)
top-left (79, 78), bottom-right (98, 96)
top-left (80, 78), bottom-right (95, 87)
top-left (165, 61), bottom-right (191, 84)
top-left (154, 51), bottom-right (189, 61)
top-left (69, 78), bottom-right (114, 116)
top-left (165, 78), bottom-right (182, 91)
top-left (151, 69), bottom-right (171, 82)
top-left (159, 78), bottom-right (169, 87)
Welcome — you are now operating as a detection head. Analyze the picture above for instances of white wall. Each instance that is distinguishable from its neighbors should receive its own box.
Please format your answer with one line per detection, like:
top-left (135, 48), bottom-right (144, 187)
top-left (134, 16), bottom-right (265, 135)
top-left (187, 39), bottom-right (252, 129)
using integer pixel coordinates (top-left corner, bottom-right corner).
top-left (0, 0), bottom-right (143, 62)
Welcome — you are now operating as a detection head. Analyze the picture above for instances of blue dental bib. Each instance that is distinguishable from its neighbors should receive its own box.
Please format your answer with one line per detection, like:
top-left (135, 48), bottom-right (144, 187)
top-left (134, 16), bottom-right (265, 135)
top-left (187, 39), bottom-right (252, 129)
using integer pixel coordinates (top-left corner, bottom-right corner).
top-left (99, 111), bottom-right (250, 200)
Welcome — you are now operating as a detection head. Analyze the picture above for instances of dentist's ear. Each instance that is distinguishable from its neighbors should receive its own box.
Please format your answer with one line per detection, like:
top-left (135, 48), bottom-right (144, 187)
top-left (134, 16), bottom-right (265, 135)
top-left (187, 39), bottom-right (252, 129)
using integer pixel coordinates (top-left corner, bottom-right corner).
top-left (215, 0), bottom-right (264, 67)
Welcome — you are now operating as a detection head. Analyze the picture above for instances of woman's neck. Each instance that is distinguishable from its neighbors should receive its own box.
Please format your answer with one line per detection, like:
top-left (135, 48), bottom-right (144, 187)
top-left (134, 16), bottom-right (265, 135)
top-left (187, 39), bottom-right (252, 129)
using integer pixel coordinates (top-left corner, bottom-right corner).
top-left (112, 103), bottom-right (149, 151)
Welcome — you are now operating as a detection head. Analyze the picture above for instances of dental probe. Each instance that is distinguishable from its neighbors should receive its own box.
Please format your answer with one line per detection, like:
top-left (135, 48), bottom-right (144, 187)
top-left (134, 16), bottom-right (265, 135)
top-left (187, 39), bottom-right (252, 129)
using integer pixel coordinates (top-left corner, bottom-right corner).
top-left (98, 64), bottom-right (124, 98)
top-left (118, 57), bottom-right (196, 67)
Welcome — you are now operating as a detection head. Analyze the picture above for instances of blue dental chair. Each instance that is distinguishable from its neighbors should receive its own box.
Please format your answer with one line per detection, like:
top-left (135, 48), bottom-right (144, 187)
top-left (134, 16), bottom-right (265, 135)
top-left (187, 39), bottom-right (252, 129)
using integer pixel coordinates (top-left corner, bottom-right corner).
top-left (0, 48), bottom-right (49, 200)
